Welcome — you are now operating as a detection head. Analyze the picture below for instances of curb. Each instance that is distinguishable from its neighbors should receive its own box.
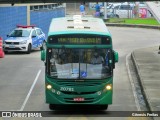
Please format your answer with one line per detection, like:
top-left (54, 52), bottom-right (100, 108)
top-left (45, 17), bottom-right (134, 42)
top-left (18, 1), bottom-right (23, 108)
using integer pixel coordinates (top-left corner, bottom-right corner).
top-left (126, 53), bottom-right (141, 111)
top-left (107, 22), bottom-right (159, 119)
top-left (105, 23), bottom-right (160, 30)
top-left (131, 52), bottom-right (152, 112)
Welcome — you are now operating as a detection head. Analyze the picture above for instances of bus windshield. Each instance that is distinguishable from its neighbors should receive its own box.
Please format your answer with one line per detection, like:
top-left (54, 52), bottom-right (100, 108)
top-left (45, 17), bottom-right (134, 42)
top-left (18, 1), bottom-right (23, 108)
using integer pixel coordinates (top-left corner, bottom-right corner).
top-left (47, 48), bottom-right (112, 79)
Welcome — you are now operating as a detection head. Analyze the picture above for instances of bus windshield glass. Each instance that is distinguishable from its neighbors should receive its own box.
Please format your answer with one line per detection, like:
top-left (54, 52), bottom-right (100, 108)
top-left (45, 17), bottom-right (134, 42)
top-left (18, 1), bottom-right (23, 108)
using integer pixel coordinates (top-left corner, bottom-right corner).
top-left (47, 48), bottom-right (112, 79)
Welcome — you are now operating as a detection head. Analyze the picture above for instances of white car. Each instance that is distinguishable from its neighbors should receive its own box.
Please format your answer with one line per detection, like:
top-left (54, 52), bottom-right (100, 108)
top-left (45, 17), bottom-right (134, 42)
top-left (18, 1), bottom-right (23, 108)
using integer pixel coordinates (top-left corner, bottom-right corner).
top-left (4, 25), bottom-right (46, 54)
top-left (101, 2), bottom-right (134, 17)
top-left (113, 4), bottom-right (134, 18)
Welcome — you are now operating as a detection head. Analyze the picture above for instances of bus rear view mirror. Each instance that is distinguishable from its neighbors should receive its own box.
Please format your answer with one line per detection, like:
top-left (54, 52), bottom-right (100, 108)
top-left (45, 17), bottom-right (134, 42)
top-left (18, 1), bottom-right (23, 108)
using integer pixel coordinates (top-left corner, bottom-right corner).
top-left (41, 50), bottom-right (46, 61)
top-left (114, 51), bottom-right (118, 63)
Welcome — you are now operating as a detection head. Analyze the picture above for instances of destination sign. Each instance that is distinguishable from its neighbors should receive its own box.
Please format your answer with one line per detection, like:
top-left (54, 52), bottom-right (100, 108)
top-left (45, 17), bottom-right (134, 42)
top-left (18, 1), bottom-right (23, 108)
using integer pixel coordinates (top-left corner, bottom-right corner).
top-left (48, 34), bottom-right (111, 45)
top-left (57, 37), bottom-right (101, 44)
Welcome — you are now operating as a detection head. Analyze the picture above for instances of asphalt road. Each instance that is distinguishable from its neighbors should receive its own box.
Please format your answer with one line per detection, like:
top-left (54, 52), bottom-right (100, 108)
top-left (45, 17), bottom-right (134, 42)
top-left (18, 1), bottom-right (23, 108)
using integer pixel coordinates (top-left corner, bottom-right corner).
top-left (0, 27), bottom-right (160, 119)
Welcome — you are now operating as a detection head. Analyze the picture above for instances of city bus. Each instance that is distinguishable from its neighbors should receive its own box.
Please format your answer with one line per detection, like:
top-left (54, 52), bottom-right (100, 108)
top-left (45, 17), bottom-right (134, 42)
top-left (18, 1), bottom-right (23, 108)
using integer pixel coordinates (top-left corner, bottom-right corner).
top-left (41, 15), bottom-right (118, 110)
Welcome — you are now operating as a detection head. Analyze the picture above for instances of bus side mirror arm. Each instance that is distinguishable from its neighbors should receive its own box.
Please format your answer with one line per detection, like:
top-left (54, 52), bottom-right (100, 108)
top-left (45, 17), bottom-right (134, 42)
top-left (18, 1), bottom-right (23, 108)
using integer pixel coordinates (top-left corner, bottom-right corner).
top-left (112, 50), bottom-right (118, 69)
top-left (114, 51), bottom-right (119, 63)
top-left (41, 49), bottom-right (46, 62)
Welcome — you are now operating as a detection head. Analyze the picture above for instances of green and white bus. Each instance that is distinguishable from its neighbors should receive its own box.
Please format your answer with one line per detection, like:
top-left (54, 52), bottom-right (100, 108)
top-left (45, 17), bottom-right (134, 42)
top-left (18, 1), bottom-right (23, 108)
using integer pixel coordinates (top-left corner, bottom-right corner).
top-left (41, 15), bottom-right (118, 110)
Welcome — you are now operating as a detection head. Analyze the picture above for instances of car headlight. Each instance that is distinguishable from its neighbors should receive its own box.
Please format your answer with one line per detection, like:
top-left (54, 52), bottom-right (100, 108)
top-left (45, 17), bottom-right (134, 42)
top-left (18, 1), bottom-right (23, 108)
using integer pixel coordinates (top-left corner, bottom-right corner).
top-left (19, 40), bottom-right (27, 44)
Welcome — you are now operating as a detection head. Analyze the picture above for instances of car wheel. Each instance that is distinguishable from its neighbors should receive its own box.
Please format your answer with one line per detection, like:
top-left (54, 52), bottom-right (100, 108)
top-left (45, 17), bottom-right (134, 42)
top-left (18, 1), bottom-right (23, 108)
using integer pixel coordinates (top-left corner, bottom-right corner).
top-left (26, 44), bottom-right (31, 54)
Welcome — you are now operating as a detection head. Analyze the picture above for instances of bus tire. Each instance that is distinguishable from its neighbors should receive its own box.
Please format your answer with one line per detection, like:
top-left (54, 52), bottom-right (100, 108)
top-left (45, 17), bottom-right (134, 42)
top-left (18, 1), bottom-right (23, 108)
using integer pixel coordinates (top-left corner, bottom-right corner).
top-left (99, 105), bottom-right (108, 110)
top-left (49, 104), bottom-right (55, 110)
top-left (26, 44), bottom-right (31, 54)
top-left (49, 104), bottom-right (65, 110)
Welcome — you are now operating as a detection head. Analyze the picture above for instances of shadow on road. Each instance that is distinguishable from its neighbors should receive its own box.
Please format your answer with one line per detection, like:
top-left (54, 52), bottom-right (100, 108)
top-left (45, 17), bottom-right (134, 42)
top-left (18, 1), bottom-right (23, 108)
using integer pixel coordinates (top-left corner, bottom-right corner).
top-left (39, 105), bottom-right (114, 117)
top-left (5, 49), bottom-right (40, 55)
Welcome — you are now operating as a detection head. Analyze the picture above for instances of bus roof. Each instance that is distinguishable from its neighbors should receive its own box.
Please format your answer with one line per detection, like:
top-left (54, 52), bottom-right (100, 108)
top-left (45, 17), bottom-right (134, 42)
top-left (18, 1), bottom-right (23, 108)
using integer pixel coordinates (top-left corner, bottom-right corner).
top-left (48, 16), bottom-right (111, 36)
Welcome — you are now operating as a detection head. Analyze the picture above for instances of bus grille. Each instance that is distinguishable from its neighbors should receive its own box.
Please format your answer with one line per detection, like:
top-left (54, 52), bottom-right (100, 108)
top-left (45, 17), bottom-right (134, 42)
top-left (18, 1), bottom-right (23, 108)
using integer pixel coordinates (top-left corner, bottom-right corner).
top-left (61, 91), bottom-right (96, 95)
top-left (56, 80), bottom-right (104, 86)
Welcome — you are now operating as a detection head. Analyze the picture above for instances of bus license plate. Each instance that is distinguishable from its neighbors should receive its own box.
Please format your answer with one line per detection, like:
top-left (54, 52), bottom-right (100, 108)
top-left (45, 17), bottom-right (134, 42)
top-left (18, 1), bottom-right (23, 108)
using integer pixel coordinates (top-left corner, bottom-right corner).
top-left (73, 98), bottom-right (84, 101)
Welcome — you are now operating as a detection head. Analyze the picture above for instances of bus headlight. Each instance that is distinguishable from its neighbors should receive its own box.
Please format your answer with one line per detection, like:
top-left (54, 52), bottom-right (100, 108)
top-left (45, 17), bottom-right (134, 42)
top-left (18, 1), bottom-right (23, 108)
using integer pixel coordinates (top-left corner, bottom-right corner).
top-left (106, 84), bottom-right (112, 90)
top-left (47, 84), bottom-right (52, 90)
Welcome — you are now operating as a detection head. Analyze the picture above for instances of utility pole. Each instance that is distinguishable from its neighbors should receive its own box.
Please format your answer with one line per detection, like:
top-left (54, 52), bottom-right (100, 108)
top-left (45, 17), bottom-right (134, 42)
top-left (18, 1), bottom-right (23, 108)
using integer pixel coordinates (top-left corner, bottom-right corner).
top-left (104, 2), bottom-right (107, 20)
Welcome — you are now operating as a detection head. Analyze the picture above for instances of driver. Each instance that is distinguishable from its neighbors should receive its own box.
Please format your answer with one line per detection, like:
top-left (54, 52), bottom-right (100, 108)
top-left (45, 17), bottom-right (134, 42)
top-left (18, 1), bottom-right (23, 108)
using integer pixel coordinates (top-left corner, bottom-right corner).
top-left (91, 51), bottom-right (104, 64)
top-left (50, 52), bottom-right (61, 65)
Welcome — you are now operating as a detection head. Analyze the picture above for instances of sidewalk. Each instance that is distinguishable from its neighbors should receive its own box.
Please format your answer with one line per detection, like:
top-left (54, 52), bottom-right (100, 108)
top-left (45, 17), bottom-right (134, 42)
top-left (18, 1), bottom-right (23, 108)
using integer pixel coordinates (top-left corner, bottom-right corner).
top-left (131, 46), bottom-right (160, 119)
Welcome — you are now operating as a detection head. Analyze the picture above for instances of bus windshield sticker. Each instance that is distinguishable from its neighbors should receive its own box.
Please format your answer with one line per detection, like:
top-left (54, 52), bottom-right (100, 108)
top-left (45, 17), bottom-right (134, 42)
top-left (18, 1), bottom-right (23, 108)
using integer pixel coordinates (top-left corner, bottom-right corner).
top-left (80, 71), bottom-right (87, 78)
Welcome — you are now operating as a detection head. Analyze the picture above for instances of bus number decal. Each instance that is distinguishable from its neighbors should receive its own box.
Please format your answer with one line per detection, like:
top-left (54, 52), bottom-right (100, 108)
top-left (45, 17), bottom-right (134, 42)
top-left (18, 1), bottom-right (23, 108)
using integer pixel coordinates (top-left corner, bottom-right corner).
top-left (60, 87), bottom-right (74, 92)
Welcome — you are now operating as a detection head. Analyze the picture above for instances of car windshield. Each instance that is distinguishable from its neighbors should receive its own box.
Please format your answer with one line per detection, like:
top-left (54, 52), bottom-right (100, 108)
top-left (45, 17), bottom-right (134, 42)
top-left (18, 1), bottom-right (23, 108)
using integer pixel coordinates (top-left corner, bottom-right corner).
top-left (47, 48), bottom-right (112, 80)
top-left (9, 29), bottom-right (31, 37)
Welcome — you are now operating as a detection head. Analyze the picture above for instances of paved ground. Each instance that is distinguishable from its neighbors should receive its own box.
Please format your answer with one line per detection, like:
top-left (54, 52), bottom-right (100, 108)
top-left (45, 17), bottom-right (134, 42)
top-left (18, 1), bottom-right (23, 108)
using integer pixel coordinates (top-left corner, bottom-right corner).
top-left (131, 46), bottom-right (160, 120)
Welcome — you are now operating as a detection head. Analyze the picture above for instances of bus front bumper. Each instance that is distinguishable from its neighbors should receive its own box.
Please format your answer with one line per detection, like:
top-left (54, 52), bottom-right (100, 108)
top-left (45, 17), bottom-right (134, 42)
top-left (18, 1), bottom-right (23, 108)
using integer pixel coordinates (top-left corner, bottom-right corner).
top-left (46, 87), bottom-right (112, 105)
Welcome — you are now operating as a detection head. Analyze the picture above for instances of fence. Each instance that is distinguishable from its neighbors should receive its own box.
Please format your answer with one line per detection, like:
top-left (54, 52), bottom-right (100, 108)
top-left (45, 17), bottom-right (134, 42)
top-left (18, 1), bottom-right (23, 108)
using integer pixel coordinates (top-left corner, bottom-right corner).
top-left (0, 4), bottom-right (65, 40)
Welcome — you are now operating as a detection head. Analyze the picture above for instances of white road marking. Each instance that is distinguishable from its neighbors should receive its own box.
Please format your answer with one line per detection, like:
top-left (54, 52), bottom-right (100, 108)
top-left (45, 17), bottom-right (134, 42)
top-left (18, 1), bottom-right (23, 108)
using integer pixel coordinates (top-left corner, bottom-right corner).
top-left (126, 53), bottom-right (141, 111)
top-left (18, 70), bottom-right (41, 111)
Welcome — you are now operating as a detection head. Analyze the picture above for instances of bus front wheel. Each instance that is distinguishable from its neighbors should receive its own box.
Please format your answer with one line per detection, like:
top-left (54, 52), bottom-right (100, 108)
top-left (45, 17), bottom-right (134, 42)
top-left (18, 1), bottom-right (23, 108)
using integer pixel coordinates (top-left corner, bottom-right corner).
top-left (99, 105), bottom-right (108, 110)
top-left (49, 104), bottom-right (54, 110)
top-left (49, 104), bottom-right (63, 110)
